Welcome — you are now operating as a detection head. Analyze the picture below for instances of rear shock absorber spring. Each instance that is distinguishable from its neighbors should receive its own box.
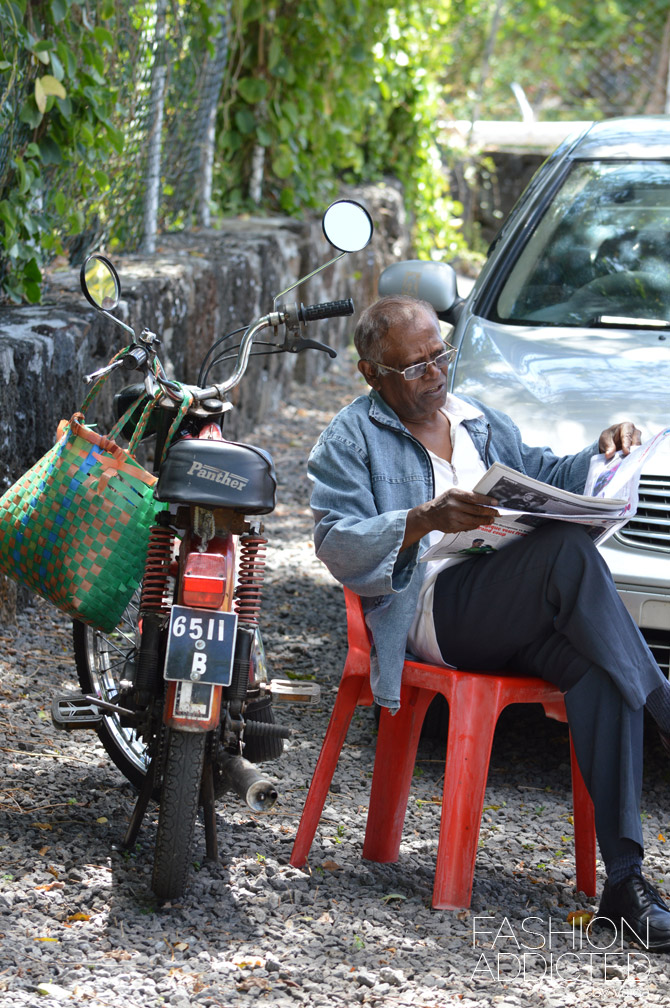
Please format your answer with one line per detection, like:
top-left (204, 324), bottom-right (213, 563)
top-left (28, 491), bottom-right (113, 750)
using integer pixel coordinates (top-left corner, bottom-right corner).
top-left (234, 532), bottom-right (268, 629)
top-left (135, 522), bottom-right (174, 705)
top-left (140, 523), bottom-right (174, 614)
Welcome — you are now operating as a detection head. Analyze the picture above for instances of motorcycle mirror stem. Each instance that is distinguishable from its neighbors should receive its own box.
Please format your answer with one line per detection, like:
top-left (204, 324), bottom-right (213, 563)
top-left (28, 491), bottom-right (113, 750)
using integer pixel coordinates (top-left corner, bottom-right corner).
top-left (98, 310), bottom-right (136, 340)
top-left (273, 199), bottom-right (373, 310)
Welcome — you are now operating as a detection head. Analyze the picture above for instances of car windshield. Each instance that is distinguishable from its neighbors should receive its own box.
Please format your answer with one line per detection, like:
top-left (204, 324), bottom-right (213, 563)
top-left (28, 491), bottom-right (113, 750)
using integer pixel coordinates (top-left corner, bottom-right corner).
top-left (495, 159), bottom-right (670, 328)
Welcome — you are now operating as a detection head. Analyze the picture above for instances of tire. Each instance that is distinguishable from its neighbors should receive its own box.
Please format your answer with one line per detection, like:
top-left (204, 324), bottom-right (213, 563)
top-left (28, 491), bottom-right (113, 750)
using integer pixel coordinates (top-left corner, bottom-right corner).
top-left (72, 589), bottom-right (150, 790)
top-left (151, 729), bottom-right (206, 901)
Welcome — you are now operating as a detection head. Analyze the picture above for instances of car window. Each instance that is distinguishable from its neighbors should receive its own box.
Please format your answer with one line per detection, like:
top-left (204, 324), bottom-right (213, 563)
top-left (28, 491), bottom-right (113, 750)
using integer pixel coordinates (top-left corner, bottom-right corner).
top-left (494, 160), bottom-right (670, 327)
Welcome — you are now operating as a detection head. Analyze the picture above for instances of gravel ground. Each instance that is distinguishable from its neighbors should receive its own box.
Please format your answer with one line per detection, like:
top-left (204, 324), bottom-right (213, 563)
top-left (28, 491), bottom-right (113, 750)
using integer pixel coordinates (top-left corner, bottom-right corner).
top-left (2, 350), bottom-right (670, 1007)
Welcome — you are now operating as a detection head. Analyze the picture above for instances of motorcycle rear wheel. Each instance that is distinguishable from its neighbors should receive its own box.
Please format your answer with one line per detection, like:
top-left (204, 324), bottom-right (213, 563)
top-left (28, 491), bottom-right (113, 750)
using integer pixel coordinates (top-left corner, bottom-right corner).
top-left (151, 728), bottom-right (206, 900)
top-left (72, 590), bottom-right (150, 790)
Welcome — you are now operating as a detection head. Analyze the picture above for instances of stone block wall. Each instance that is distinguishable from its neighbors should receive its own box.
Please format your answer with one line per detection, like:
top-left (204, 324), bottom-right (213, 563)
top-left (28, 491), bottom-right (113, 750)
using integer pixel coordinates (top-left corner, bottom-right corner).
top-left (0, 184), bottom-right (410, 622)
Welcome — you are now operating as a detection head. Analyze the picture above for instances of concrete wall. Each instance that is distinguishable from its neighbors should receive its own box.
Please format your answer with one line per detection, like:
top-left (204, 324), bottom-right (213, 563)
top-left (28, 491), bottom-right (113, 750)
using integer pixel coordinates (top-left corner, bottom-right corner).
top-left (0, 184), bottom-right (410, 622)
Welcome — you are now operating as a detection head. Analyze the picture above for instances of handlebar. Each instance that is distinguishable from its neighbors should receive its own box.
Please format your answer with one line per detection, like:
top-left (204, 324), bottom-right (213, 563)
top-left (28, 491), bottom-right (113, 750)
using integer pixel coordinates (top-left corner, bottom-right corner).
top-left (299, 299), bottom-right (354, 321)
top-left (196, 299), bottom-right (354, 401)
top-left (85, 298), bottom-right (354, 408)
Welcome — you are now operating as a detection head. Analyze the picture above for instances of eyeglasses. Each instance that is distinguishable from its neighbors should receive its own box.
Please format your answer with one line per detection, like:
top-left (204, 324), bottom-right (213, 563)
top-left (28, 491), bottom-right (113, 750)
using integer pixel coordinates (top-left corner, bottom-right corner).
top-left (364, 344), bottom-right (457, 381)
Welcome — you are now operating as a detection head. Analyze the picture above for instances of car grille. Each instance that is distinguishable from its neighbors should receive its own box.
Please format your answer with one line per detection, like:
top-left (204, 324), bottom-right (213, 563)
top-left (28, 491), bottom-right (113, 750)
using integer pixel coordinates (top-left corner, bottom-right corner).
top-left (642, 629), bottom-right (670, 679)
top-left (615, 474), bottom-right (670, 552)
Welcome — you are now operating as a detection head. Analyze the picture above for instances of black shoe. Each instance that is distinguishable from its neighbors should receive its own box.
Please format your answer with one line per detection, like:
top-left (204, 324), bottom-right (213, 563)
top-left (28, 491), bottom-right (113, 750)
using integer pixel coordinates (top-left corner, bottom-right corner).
top-left (598, 873), bottom-right (670, 952)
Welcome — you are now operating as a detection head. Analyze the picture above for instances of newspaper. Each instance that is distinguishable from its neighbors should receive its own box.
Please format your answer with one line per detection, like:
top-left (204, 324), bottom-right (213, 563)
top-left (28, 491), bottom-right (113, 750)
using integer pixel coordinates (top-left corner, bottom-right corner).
top-left (420, 427), bottom-right (670, 562)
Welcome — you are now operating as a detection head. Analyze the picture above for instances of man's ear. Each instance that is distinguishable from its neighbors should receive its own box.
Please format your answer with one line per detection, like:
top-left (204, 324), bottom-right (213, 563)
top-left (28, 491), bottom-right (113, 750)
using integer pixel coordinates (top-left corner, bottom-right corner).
top-left (358, 358), bottom-right (381, 390)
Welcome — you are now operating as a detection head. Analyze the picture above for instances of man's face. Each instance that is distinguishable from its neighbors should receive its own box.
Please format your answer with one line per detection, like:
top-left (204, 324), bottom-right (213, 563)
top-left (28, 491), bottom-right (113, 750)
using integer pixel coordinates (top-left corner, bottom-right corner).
top-left (358, 308), bottom-right (449, 423)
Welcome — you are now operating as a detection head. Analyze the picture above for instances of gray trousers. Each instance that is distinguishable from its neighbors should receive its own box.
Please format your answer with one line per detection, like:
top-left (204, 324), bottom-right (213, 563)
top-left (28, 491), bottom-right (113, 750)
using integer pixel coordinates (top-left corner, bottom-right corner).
top-left (432, 522), bottom-right (665, 863)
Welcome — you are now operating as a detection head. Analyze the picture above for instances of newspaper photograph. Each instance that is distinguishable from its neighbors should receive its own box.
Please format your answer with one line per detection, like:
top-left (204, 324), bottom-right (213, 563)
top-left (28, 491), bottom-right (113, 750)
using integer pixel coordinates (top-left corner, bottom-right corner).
top-left (420, 428), bottom-right (670, 563)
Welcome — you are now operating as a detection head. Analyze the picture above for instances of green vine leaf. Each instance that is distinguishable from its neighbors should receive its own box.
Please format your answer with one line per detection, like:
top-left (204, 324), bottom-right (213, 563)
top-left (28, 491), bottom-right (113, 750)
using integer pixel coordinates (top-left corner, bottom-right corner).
top-left (35, 75), bottom-right (66, 113)
top-left (51, 0), bottom-right (69, 23)
top-left (19, 99), bottom-right (42, 129)
top-left (237, 77), bottom-right (268, 104)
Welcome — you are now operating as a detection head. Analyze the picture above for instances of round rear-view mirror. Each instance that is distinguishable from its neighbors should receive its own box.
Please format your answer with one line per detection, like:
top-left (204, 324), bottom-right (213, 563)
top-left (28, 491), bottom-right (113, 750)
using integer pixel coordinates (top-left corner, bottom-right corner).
top-left (80, 253), bottom-right (121, 311)
top-left (322, 199), bottom-right (373, 253)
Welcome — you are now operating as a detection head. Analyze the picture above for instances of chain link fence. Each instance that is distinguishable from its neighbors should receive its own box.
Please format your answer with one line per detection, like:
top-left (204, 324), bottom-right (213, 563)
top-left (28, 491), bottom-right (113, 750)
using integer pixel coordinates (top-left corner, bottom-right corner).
top-left (446, 2), bottom-right (670, 248)
top-left (0, 1), bottom-right (230, 277)
top-left (69, 2), bottom-right (230, 259)
top-left (566, 5), bottom-right (670, 118)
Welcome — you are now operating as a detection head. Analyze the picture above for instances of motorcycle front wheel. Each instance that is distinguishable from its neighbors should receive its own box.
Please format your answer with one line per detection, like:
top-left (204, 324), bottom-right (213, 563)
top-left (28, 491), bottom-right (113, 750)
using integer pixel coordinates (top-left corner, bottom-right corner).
top-left (72, 590), bottom-right (150, 790)
top-left (151, 728), bottom-right (206, 900)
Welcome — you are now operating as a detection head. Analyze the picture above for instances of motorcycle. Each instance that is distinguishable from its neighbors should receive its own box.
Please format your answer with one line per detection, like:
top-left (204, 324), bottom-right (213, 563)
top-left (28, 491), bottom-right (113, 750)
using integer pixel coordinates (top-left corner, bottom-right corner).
top-left (50, 199), bottom-right (374, 900)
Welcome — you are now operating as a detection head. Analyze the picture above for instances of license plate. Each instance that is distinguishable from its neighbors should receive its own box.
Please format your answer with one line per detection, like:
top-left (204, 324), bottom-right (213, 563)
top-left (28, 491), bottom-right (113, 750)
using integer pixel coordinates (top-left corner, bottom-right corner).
top-left (164, 605), bottom-right (238, 685)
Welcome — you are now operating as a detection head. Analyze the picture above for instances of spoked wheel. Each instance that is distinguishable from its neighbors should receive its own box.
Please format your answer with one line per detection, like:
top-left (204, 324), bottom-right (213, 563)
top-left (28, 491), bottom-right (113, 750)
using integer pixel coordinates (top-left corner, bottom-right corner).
top-left (151, 728), bottom-right (206, 900)
top-left (72, 589), bottom-right (150, 790)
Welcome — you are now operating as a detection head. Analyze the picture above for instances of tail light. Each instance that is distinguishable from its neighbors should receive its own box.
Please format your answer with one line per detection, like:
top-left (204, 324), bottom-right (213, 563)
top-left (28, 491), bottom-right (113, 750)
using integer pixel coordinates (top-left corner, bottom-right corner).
top-left (182, 553), bottom-right (227, 608)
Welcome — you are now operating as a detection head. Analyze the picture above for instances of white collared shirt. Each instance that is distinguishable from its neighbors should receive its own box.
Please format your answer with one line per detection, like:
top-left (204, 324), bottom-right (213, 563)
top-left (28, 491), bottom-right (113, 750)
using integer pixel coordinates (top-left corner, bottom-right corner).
top-left (407, 395), bottom-right (487, 665)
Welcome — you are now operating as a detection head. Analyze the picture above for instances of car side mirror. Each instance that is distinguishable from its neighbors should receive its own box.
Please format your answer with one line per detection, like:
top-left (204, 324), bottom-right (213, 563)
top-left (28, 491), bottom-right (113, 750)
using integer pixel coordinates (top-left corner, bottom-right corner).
top-left (378, 260), bottom-right (464, 324)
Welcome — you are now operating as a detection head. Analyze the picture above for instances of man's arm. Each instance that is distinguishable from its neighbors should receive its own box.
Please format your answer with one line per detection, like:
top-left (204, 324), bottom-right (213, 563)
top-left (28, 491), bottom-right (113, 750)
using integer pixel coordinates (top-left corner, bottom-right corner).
top-left (308, 434), bottom-right (416, 597)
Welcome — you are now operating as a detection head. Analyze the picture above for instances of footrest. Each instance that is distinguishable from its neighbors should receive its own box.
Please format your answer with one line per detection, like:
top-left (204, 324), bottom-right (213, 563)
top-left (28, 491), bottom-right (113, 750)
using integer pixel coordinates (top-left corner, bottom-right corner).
top-left (267, 679), bottom-right (321, 704)
top-left (51, 694), bottom-right (104, 731)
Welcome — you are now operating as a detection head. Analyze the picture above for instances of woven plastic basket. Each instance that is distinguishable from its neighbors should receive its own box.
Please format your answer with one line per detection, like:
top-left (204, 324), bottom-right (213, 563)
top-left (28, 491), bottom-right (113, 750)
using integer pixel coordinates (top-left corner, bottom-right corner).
top-left (0, 412), bottom-right (164, 632)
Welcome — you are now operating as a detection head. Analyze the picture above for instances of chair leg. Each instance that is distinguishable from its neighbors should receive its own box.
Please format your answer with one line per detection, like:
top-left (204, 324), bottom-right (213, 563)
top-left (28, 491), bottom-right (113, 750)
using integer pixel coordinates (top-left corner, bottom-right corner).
top-left (432, 677), bottom-right (502, 910)
top-left (569, 733), bottom-right (597, 898)
top-left (363, 687), bottom-right (435, 863)
top-left (290, 676), bottom-right (368, 867)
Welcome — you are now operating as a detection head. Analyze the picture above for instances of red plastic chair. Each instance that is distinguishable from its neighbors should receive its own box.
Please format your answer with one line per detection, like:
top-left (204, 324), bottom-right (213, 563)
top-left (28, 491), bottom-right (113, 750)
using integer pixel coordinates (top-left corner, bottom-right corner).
top-left (291, 586), bottom-right (597, 909)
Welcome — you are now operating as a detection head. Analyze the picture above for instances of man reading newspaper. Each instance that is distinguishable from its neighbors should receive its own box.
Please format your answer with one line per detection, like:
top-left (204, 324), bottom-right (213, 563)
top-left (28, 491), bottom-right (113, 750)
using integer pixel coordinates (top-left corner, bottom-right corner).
top-left (309, 294), bottom-right (670, 950)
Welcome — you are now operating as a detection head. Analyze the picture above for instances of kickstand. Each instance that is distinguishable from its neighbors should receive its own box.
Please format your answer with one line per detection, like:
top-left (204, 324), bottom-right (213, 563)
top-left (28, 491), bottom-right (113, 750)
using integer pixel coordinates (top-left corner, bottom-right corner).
top-left (122, 758), bottom-right (157, 849)
top-left (201, 759), bottom-right (219, 862)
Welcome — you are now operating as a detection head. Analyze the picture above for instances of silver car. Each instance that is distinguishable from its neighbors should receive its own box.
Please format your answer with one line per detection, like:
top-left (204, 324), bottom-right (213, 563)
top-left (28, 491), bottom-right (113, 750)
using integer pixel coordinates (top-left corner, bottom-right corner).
top-left (380, 116), bottom-right (670, 675)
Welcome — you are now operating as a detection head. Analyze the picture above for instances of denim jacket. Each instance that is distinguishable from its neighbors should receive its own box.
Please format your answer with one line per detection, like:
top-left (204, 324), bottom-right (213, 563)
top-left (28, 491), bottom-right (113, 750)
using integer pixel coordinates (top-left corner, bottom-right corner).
top-left (308, 390), bottom-right (598, 710)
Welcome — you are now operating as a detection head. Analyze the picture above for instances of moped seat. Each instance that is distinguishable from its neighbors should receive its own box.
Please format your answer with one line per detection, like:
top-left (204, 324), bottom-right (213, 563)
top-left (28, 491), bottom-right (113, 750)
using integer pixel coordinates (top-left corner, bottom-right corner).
top-left (155, 439), bottom-right (276, 513)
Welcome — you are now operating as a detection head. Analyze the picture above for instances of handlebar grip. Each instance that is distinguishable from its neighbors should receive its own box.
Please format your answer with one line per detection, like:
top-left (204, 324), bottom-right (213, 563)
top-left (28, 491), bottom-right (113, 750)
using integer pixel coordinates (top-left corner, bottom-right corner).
top-left (299, 299), bottom-right (354, 321)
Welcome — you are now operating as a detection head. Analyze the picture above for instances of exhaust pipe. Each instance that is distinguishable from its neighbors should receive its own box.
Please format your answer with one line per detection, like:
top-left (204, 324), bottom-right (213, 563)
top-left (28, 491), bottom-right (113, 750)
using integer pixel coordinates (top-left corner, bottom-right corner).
top-left (217, 753), bottom-right (278, 812)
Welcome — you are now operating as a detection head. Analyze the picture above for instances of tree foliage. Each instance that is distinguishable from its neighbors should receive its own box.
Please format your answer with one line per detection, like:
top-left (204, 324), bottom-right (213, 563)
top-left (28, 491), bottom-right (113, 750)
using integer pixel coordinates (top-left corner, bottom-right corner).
top-left (442, 0), bottom-right (670, 121)
top-left (213, 1), bottom-right (461, 259)
top-left (2, 0), bottom-right (669, 302)
top-left (0, 0), bottom-right (124, 302)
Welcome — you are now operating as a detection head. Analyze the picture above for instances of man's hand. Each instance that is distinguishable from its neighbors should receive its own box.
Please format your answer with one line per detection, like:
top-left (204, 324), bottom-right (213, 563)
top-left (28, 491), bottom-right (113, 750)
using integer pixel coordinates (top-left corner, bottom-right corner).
top-left (598, 421), bottom-right (642, 460)
top-left (402, 488), bottom-right (499, 550)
